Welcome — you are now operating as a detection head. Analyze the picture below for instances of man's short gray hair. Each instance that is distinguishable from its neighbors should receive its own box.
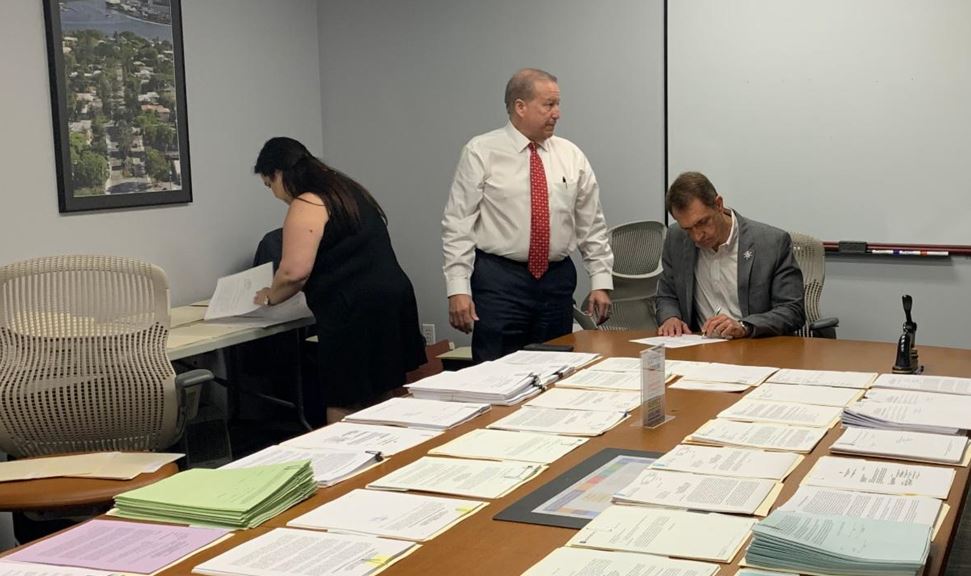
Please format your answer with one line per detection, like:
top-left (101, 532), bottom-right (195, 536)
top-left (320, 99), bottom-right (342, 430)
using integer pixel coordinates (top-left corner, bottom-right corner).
top-left (504, 68), bottom-right (558, 115)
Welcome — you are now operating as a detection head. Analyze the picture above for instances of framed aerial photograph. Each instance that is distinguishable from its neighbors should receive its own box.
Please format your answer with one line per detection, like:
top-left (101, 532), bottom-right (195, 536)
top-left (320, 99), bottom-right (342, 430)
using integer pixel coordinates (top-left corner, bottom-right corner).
top-left (43, 0), bottom-right (191, 213)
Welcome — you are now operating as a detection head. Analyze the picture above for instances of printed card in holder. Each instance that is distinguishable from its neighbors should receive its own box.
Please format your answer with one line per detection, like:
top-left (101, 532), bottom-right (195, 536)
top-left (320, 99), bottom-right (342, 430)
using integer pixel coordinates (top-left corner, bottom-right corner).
top-left (641, 344), bottom-right (673, 428)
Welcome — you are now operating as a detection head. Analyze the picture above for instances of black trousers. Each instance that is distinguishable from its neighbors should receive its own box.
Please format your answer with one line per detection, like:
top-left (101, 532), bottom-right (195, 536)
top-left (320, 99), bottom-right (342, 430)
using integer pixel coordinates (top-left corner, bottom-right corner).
top-left (470, 249), bottom-right (576, 363)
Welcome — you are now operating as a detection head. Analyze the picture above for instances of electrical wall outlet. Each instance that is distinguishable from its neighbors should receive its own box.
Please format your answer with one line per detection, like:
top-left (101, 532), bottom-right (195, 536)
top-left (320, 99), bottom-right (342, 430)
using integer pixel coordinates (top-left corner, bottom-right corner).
top-left (421, 323), bottom-right (436, 345)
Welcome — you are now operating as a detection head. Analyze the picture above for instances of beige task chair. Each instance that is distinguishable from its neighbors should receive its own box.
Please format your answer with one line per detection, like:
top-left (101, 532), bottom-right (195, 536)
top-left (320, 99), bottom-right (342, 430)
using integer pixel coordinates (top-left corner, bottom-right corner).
top-left (0, 255), bottom-right (212, 458)
top-left (789, 233), bottom-right (839, 338)
top-left (574, 221), bottom-right (666, 332)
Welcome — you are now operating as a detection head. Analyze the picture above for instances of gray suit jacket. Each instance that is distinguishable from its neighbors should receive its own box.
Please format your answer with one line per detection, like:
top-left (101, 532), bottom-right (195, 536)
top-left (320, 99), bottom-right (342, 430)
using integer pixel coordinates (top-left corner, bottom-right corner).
top-left (655, 212), bottom-right (805, 337)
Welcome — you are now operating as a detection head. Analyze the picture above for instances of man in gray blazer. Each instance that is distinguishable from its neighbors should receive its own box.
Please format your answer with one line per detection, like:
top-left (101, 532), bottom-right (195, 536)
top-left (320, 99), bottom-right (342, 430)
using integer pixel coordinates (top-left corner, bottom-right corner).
top-left (656, 172), bottom-right (805, 338)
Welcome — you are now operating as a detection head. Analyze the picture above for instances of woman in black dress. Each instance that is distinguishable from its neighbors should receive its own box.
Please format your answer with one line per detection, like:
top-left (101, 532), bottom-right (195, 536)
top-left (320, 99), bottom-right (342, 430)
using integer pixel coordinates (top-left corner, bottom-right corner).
top-left (252, 137), bottom-right (426, 426)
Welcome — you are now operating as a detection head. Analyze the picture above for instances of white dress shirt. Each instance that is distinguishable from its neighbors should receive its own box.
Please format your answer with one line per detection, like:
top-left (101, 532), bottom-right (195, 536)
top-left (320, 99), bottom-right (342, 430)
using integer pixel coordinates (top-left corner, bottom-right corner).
top-left (442, 122), bottom-right (613, 296)
top-left (694, 209), bottom-right (742, 324)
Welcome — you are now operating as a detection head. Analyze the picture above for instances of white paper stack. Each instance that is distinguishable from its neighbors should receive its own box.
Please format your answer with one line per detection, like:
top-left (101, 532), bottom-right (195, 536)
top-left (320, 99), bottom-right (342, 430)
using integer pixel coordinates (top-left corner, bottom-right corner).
top-left (586, 356), bottom-right (641, 372)
top-left (366, 456), bottom-right (546, 499)
top-left (777, 485), bottom-right (943, 528)
top-left (554, 369), bottom-right (641, 391)
top-left (404, 361), bottom-right (543, 405)
top-left (718, 399), bottom-right (843, 428)
top-left (343, 397), bottom-right (490, 430)
top-left (686, 419), bottom-right (828, 453)
top-left (746, 510), bottom-right (931, 576)
top-left (674, 362), bottom-right (779, 386)
top-left (220, 445), bottom-right (381, 487)
top-left (428, 429), bottom-right (587, 463)
top-left (496, 350), bottom-right (601, 379)
top-left (842, 399), bottom-right (967, 435)
top-left (650, 444), bottom-right (802, 481)
top-left (522, 547), bottom-right (720, 576)
top-left (487, 406), bottom-right (628, 436)
top-left (281, 422), bottom-right (440, 456)
top-left (871, 373), bottom-right (971, 396)
top-left (613, 468), bottom-right (779, 515)
top-left (768, 368), bottom-right (878, 389)
top-left (746, 383), bottom-right (863, 407)
top-left (802, 456), bottom-right (955, 500)
top-left (831, 427), bottom-right (970, 465)
top-left (524, 388), bottom-right (640, 413)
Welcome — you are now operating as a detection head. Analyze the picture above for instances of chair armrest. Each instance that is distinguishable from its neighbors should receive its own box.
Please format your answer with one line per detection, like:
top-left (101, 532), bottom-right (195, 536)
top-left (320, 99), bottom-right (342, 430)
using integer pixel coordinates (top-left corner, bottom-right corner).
top-left (809, 317), bottom-right (839, 331)
top-left (573, 306), bottom-right (597, 330)
top-left (175, 369), bottom-right (214, 429)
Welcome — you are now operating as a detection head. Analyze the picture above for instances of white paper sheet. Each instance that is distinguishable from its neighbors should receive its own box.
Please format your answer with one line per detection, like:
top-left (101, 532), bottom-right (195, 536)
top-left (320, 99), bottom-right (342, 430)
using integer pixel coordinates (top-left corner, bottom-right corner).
top-left (768, 368), bottom-right (877, 389)
top-left (554, 370), bottom-right (641, 391)
top-left (669, 379), bottom-right (751, 392)
top-left (524, 388), bottom-right (640, 413)
top-left (192, 528), bottom-right (416, 576)
top-left (831, 427), bottom-right (970, 465)
top-left (802, 456), bottom-right (955, 499)
top-left (522, 547), bottom-right (719, 576)
top-left (718, 399), bottom-right (842, 428)
top-left (674, 362), bottom-right (778, 386)
top-left (204, 264), bottom-right (271, 320)
top-left (843, 400), bottom-right (969, 434)
top-left (651, 444), bottom-right (801, 480)
top-left (567, 505), bottom-right (754, 562)
top-left (746, 383), bottom-right (863, 407)
top-left (366, 457), bottom-right (546, 499)
top-left (343, 397), bottom-right (490, 430)
top-left (280, 422), bottom-right (440, 456)
top-left (220, 445), bottom-right (379, 486)
top-left (287, 489), bottom-right (485, 541)
top-left (586, 357), bottom-right (641, 372)
top-left (614, 468), bottom-right (778, 515)
top-left (687, 419), bottom-right (827, 453)
top-left (486, 406), bottom-right (627, 436)
top-left (778, 485), bottom-right (943, 527)
top-left (872, 373), bottom-right (971, 396)
top-left (630, 334), bottom-right (727, 348)
top-left (427, 429), bottom-right (586, 463)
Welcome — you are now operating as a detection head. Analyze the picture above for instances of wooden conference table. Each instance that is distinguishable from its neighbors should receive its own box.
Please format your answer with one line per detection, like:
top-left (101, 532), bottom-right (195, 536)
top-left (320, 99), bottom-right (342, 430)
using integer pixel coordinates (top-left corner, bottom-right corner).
top-left (39, 333), bottom-right (971, 575)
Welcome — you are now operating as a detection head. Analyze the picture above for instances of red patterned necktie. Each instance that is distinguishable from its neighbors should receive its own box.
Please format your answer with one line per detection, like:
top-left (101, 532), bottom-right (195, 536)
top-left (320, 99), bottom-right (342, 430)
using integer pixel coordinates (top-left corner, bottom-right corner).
top-left (527, 142), bottom-right (550, 279)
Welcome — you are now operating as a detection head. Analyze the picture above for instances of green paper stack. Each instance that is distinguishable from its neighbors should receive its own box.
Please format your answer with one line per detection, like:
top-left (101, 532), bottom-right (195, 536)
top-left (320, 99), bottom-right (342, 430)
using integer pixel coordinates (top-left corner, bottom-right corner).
top-left (114, 461), bottom-right (316, 529)
top-left (747, 510), bottom-right (931, 576)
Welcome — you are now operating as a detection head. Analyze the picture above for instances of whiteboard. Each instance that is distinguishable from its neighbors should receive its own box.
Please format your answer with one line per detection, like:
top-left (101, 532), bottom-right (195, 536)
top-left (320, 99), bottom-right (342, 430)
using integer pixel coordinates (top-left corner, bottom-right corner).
top-left (667, 0), bottom-right (971, 245)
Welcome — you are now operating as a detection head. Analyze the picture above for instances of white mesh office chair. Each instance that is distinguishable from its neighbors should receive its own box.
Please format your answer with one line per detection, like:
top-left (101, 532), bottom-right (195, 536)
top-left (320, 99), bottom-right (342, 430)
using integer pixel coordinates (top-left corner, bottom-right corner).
top-left (0, 255), bottom-right (211, 458)
top-left (789, 233), bottom-right (839, 338)
top-left (573, 221), bottom-right (666, 331)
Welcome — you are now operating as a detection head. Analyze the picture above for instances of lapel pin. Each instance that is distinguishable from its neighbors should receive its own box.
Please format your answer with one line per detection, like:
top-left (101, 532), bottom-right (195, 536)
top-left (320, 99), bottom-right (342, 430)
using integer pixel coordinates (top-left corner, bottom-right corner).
top-left (743, 250), bottom-right (753, 260)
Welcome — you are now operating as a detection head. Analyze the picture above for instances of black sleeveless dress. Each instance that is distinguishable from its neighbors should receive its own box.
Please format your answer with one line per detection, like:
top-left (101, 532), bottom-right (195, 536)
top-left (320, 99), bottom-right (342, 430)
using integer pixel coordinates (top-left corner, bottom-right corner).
top-left (302, 187), bottom-right (426, 410)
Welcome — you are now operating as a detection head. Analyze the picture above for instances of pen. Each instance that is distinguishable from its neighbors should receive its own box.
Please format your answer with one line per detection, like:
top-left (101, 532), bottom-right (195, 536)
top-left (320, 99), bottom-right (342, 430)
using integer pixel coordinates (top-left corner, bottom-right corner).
top-left (870, 249), bottom-right (950, 256)
top-left (704, 306), bottom-right (723, 338)
top-left (562, 176), bottom-right (567, 183)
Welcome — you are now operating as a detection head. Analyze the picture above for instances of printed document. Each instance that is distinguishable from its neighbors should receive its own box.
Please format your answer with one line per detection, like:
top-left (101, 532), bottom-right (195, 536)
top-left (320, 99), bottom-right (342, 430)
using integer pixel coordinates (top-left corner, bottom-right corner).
top-left (428, 429), bottom-right (586, 464)
top-left (872, 373), bottom-right (971, 396)
top-left (686, 419), bottom-right (827, 453)
top-left (843, 400), bottom-right (968, 434)
top-left (768, 368), bottom-right (877, 389)
top-left (524, 388), bottom-right (640, 413)
top-left (0, 563), bottom-right (115, 576)
top-left (486, 406), bottom-right (628, 436)
top-left (287, 489), bottom-right (485, 541)
top-left (746, 383), bottom-right (863, 407)
top-left (555, 370), bottom-right (641, 391)
top-left (831, 427), bottom-right (970, 465)
top-left (522, 547), bottom-right (719, 576)
top-left (220, 445), bottom-right (379, 486)
top-left (718, 399), bottom-right (842, 428)
top-left (673, 362), bottom-right (778, 386)
top-left (280, 422), bottom-right (440, 456)
top-left (630, 334), bottom-right (726, 348)
top-left (343, 397), bottom-right (490, 430)
top-left (802, 456), bottom-right (955, 499)
top-left (192, 528), bottom-right (416, 576)
top-left (669, 379), bottom-right (751, 392)
top-left (567, 505), bottom-right (754, 562)
top-left (778, 485), bottom-right (943, 527)
top-left (204, 263), bottom-right (312, 323)
top-left (586, 357), bottom-right (641, 372)
top-left (0, 452), bottom-right (181, 482)
top-left (650, 444), bottom-right (802, 481)
top-left (613, 469), bottom-right (779, 515)
top-left (367, 457), bottom-right (545, 499)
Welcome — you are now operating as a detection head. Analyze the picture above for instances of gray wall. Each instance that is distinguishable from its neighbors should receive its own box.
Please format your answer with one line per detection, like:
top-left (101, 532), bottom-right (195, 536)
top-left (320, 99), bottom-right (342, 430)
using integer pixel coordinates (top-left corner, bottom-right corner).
top-left (316, 0), bottom-right (666, 346)
top-left (0, 0), bottom-right (324, 306)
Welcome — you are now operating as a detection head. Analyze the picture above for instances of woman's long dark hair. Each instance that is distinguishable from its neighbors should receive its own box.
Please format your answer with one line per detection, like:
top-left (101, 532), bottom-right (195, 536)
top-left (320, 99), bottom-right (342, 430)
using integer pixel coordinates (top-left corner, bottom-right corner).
top-left (254, 137), bottom-right (387, 232)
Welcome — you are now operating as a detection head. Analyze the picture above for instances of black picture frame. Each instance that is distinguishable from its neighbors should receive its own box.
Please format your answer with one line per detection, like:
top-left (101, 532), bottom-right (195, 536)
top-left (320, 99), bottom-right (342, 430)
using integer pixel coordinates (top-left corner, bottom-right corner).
top-left (43, 0), bottom-right (191, 213)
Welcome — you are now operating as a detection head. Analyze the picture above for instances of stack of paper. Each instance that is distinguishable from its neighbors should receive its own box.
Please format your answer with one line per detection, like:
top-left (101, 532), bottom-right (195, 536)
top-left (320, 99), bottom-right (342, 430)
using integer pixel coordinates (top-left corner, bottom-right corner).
top-left (768, 368), bottom-right (877, 389)
top-left (204, 263), bottom-right (313, 326)
top-left (650, 444), bottom-right (802, 481)
top-left (831, 427), bottom-right (970, 465)
top-left (0, 452), bottom-right (181, 482)
top-left (554, 369), bottom-right (641, 391)
top-left (404, 361), bottom-right (544, 405)
top-left (193, 528), bottom-right (417, 576)
top-left (113, 461), bottom-right (316, 529)
top-left (522, 547), bottom-right (719, 576)
top-left (496, 350), bottom-right (600, 379)
top-left (802, 456), bottom-right (955, 500)
top-left (567, 505), bottom-right (754, 562)
top-left (630, 334), bottom-right (727, 348)
top-left (343, 397), bottom-right (490, 430)
top-left (367, 456), bottom-right (545, 499)
top-left (428, 429), bottom-right (587, 463)
top-left (777, 485), bottom-right (944, 529)
top-left (674, 362), bottom-right (779, 386)
top-left (220, 445), bottom-right (381, 487)
top-left (686, 419), bottom-right (828, 453)
top-left (524, 388), bottom-right (640, 413)
top-left (281, 422), bottom-right (440, 456)
top-left (746, 510), bottom-right (931, 576)
top-left (719, 399), bottom-right (842, 428)
top-left (842, 400), bottom-right (967, 434)
top-left (287, 489), bottom-right (486, 541)
top-left (871, 373), bottom-right (971, 395)
top-left (746, 383), bottom-right (863, 407)
top-left (613, 468), bottom-right (780, 515)
top-left (586, 357), bottom-right (641, 372)
top-left (487, 406), bottom-right (628, 436)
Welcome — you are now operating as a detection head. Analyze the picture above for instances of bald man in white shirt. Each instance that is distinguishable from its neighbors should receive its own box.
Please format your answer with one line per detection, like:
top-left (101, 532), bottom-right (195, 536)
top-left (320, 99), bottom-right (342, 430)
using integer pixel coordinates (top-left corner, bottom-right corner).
top-left (442, 68), bottom-right (614, 362)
